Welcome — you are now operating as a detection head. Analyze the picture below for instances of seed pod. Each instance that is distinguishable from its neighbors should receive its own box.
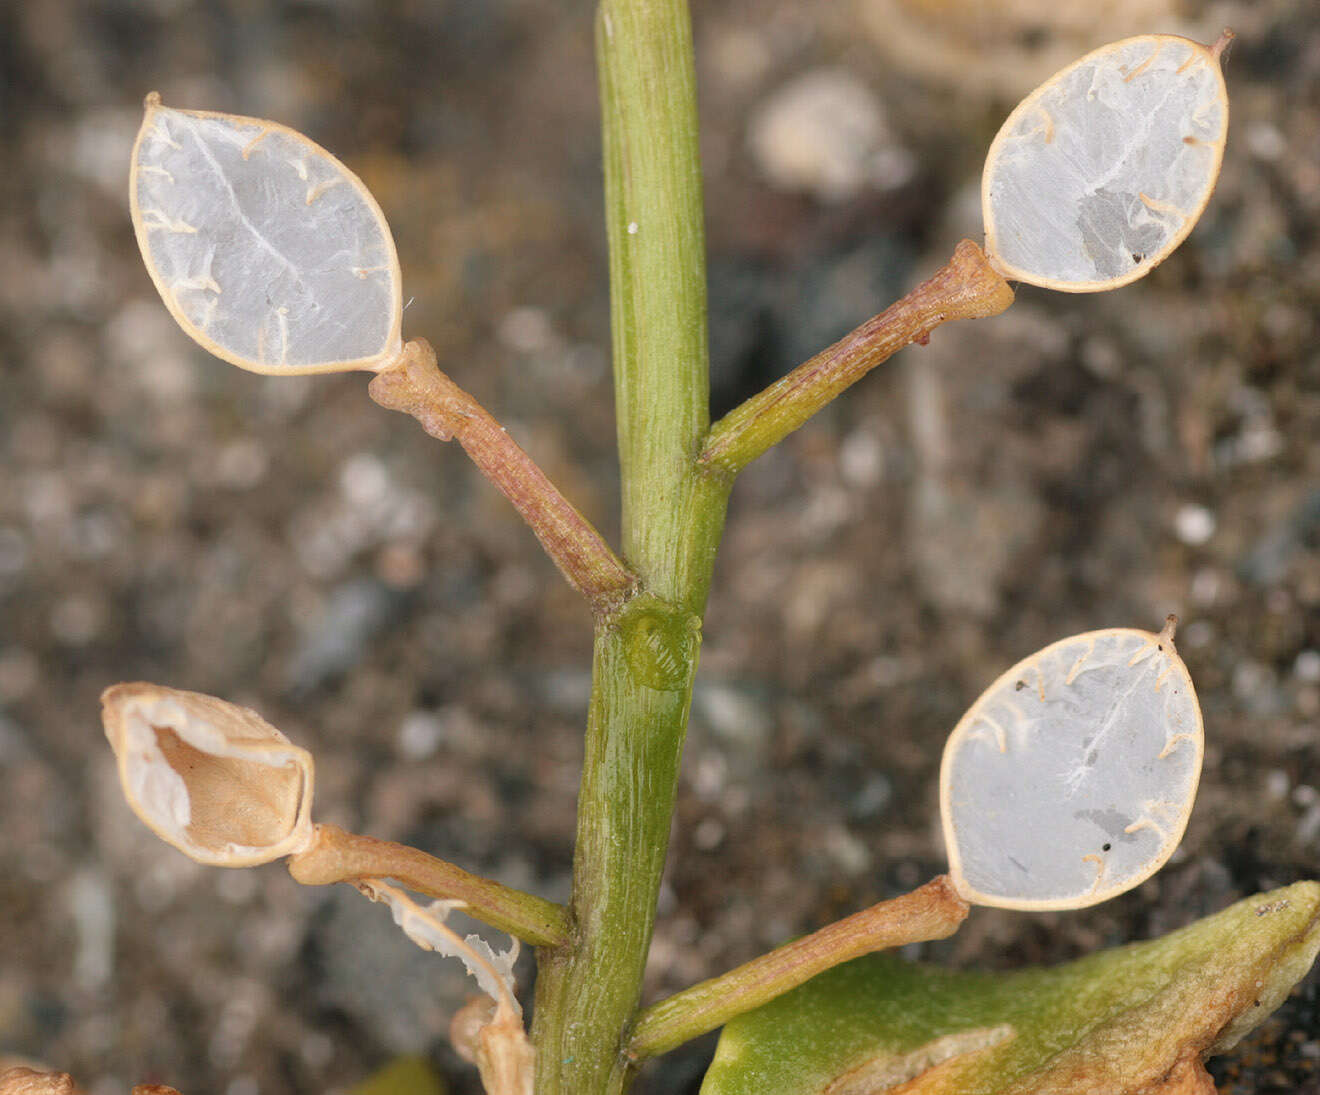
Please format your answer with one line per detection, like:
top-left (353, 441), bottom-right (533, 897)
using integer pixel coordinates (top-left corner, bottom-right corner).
top-left (129, 94), bottom-right (403, 374)
top-left (940, 618), bottom-right (1203, 910)
top-left (983, 33), bottom-right (1230, 292)
top-left (101, 682), bottom-right (315, 867)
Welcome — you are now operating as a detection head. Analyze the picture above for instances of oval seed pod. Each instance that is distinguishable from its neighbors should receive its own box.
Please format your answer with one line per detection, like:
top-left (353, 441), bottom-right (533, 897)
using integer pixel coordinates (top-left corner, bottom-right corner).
top-left (982, 33), bottom-right (1230, 292)
top-left (101, 682), bottom-right (315, 867)
top-left (940, 618), bottom-right (1203, 911)
top-left (129, 93), bottom-right (403, 374)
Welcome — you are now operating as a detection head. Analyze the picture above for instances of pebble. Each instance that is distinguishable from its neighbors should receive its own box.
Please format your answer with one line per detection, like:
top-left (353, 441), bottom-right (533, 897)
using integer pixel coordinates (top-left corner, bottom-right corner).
top-left (1295, 650), bottom-right (1320, 683)
top-left (747, 68), bottom-right (913, 203)
top-left (849, 773), bottom-right (893, 819)
top-left (396, 709), bottom-right (448, 761)
top-left (284, 578), bottom-right (401, 695)
top-left (694, 682), bottom-right (771, 751)
top-left (67, 869), bottom-right (115, 992)
top-left (1175, 503), bottom-right (1216, 546)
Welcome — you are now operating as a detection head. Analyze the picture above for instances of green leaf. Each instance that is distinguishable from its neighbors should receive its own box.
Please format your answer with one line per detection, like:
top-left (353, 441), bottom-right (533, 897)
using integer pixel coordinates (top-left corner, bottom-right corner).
top-left (701, 882), bottom-right (1320, 1095)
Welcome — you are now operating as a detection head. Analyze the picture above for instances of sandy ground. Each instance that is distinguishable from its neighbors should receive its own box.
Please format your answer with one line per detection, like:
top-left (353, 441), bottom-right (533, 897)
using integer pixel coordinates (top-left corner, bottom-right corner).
top-left (1, 1), bottom-right (1318, 1092)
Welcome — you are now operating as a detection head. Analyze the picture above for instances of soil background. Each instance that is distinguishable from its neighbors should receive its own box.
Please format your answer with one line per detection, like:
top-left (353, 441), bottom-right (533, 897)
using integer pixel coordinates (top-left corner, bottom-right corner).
top-left (2, 1), bottom-right (1319, 1093)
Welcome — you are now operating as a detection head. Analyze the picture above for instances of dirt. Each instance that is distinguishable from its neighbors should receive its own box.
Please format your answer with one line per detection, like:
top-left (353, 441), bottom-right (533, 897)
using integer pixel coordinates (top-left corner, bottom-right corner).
top-left (1, 1), bottom-right (1318, 1093)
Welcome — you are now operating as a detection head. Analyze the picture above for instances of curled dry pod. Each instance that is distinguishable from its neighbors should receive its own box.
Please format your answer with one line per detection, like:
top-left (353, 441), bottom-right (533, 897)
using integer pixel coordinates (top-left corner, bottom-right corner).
top-left (129, 94), bottom-right (403, 374)
top-left (983, 33), bottom-right (1231, 292)
top-left (940, 618), bottom-right (1203, 910)
top-left (101, 682), bottom-right (315, 867)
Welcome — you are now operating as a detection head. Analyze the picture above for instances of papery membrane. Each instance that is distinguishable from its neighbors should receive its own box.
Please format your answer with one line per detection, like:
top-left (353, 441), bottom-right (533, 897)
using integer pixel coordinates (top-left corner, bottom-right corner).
top-left (130, 94), bottom-right (403, 374)
top-left (983, 34), bottom-right (1229, 291)
top-left (940, 620), bottom-right (1203, 910)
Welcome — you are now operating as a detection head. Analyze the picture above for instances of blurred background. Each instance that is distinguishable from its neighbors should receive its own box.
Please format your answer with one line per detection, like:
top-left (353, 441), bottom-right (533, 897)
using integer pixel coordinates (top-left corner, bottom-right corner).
top-left (1, 0), bottom-right (1318, 1091)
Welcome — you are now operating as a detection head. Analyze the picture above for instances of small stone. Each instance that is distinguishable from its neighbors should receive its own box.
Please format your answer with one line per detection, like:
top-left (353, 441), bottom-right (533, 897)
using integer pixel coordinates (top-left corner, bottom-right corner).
top-left (695, 682), bottom-right (771, 751)
top-left (0, 527), bottom-right (27, 576)
top-left (214, 439), bottom-right (269, 490)
top-left (1294, 650), bottom-right (1320, 683)
top-left (748, 69), bottom-right (912, 203)
top-left (849, 773), bottom-right (893, 819)
top-left (839, 429), bottom-right (885, 489)
top-left (1265, 770), bottom-right (1291, 801)
top-left (49, 595), bottom-right (104, 646)
top-left (823, 824), bottom-right (870, 876)
top-left (497, 306), bottom-right (556, 354)
top-left (284, 579), bottom-right (400, 694)
top-left (396, 710), bottom-right (447, 761)
top-left (339, 452), bottom-right (390, 507)
top-left (1174, 503), bottom-right (1216, 546)
top-left (693, 817), bottom-right (726, 851)
top-left (1246, 121), bottom-right (1287, 162)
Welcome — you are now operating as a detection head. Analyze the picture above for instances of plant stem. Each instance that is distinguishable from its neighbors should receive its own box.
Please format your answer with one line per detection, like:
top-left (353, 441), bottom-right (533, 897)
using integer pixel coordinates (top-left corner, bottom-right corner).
top-left (626, 876), bottom-right (970, 1060)
top-left (530, 2), bottom-right (726, 1093)
top-left (533, 600), bottom-right (704, 1095)
top-left (287, 823), bottom-right (569, 947)
top-left (369, 339), bottom-right (639, 617)
top-left (595, 0), bottom-right (715, 608)
top-left (699, 240), bottom-right (1014, 478)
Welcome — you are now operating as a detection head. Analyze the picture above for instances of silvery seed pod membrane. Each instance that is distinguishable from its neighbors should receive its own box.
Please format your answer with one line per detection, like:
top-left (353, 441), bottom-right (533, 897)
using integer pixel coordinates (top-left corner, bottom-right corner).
top-left (982, 33), bottom-right (1230, 292)
top-left (941, 619), bottom-right (1203, 910)
top-left (101, 682), bottom-right (315, 867)
top-left (130, 94), bottom-right (403, 374)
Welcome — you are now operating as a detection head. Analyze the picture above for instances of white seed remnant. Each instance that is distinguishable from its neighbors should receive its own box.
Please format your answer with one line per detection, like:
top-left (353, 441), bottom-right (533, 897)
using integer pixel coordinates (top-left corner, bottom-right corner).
top-left (130, 93), bottom-right (403, 374)
top-left (356, 880), bottom-right (522, 1014)
top-left (941, 618), bottom-right (1204, 910)
top-left (982, 33), bottom-right (1230, 292)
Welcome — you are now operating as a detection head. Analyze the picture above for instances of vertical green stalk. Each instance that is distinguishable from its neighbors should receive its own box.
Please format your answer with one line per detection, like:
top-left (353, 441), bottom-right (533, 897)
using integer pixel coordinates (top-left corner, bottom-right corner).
top-left (531, 1), bottom-right (728, 1093)
top-left (596, 0), bottom-right (722, 610)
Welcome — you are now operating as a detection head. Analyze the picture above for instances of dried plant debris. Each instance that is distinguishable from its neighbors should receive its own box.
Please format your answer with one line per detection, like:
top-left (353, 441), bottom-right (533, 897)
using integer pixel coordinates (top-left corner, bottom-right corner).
top-left (353, 881), bottom-right (533, 1095)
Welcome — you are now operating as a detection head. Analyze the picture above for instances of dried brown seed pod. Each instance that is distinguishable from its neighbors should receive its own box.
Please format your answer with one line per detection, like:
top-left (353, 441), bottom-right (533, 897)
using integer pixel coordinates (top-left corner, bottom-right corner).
top-left (101, 682), bottom-right (315, 867)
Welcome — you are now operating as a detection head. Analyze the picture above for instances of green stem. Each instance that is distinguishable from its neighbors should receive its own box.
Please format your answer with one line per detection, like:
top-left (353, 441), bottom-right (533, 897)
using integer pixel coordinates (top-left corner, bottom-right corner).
top-left (596, 0), bottom-right (715, 609)
top-left (530, 2), bottom-right (726, 1093)
top-left (699, 241), bottom-right (1014, 478)
top-left (626, 876), bottom-right (970, 1060)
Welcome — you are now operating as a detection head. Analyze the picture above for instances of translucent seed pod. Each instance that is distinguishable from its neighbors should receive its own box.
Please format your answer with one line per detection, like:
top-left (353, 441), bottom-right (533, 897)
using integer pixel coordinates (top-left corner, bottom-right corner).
top-left (940, 618), bottom-right (1203, 910)
top-left (982, 33), bottom-right (1230, 292)
top-left (101, 682), bottom-right (315, 867)
top-left (129, 94), bottom-right (403, 374)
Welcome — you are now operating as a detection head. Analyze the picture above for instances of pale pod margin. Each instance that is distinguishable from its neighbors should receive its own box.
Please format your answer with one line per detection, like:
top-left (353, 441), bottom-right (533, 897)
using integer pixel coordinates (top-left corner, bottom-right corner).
top-left (940, 620), bottom-right (1204, 911)
top-left (982, 33), bottom-right (1230, 293)
top-left (130, 93), bottom-right (404, 375)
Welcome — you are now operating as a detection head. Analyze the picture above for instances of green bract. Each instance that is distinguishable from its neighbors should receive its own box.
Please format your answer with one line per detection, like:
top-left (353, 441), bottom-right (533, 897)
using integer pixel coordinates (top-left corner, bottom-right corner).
top-left (703, 883), bottom-right (1320, 1095)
